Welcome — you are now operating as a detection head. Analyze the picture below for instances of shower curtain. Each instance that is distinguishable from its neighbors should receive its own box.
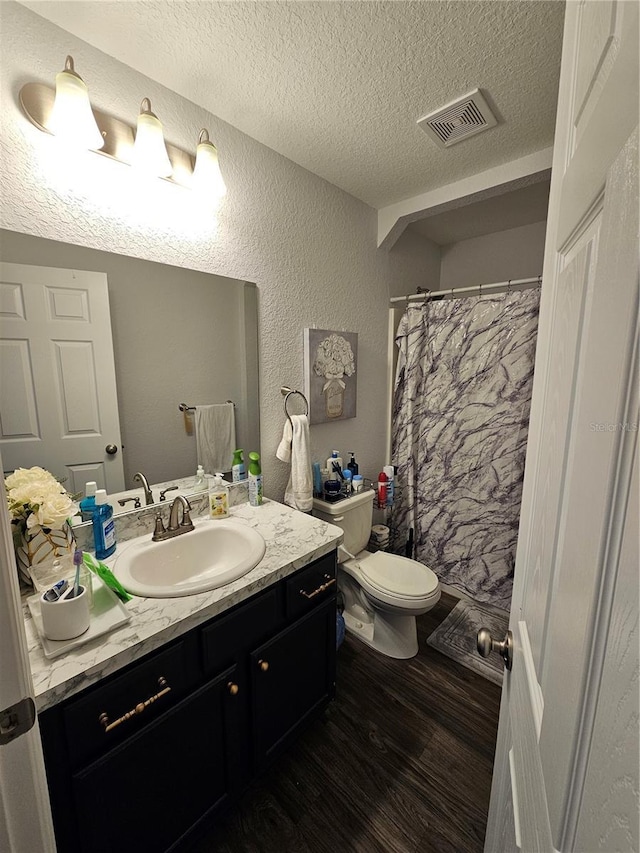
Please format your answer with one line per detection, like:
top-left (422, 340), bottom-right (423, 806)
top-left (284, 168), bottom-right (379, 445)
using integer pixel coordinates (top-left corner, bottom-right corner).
top-left (392, 288), bottom-right (540, 609)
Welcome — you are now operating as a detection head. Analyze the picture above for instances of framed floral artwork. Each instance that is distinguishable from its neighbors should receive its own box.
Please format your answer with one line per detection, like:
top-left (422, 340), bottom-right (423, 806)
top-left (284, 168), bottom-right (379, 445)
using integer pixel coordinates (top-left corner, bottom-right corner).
top-left (303, 328), bottom-right (358, 424)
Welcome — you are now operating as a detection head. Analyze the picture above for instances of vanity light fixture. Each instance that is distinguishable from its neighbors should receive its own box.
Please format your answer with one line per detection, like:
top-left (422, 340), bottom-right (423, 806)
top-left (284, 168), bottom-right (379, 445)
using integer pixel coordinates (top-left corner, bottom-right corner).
top-left (131, 98), bottom-right (173, 178)
top-left (192, 129), bottom-right (226, 197)
top-left (19, 56), bottom-right (228, 197)
top-left (47, 55), bottom-right (104, 150)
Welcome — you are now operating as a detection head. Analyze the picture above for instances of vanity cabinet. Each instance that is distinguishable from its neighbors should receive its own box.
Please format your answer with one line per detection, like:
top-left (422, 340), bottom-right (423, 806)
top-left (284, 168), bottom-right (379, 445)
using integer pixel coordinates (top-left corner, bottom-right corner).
top-left (39, 551), bottom-right (337, 853)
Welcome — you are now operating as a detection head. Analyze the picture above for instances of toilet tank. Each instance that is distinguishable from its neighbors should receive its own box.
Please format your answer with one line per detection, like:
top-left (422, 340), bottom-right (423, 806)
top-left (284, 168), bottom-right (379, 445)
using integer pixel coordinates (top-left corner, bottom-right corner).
top-left (312, 490), bottom-right (375, 556)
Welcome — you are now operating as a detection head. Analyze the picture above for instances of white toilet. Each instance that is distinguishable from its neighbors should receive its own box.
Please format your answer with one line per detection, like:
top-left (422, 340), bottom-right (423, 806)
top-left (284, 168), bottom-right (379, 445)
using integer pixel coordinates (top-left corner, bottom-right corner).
top-left (312, 490), bottom-right (440, 659)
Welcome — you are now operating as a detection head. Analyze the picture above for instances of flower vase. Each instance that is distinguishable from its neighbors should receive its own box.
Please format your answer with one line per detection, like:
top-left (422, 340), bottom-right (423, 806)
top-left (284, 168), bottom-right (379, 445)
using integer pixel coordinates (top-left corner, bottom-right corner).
top-left (14, 521), bottom-right (76, 586)
top-left (323, 378), bottom-right (345, 418)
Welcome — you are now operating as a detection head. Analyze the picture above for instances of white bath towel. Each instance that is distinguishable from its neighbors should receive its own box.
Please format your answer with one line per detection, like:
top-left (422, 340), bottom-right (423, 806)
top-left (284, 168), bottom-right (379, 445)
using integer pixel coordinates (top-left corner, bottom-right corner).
top-left (195, 403), bottom-right (236, 474)
top-left (282, 415), bottom-right (313, 512)
top-left (276, 418), bottom-right (293, 463)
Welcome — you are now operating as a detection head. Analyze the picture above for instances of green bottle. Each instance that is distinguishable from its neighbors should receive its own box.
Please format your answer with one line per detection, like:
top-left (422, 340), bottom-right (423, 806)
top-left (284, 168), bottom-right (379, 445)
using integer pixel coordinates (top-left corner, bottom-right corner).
top-left (248, 451), bottom-right (263, 506)
top-left (231, 449), bottom-right (246, 482)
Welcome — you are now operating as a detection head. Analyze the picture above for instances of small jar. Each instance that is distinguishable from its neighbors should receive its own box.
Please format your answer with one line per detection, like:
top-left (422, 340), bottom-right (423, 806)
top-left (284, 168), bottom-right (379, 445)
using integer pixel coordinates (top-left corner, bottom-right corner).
top-left (352, 475), bottom-right (364, 493)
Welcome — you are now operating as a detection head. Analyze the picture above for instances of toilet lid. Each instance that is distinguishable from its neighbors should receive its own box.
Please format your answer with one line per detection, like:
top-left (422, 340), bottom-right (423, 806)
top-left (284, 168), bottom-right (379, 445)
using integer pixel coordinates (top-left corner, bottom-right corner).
top-left (359, 551), bottom-right (439, 598)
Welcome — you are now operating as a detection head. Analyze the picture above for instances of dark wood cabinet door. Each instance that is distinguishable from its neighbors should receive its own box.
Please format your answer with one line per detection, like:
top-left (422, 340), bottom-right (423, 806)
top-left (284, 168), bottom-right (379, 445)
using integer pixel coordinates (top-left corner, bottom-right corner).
top-left (71, 666), bottom-right (237, 853)
top-left (251, 598), bottom-right (336, 768)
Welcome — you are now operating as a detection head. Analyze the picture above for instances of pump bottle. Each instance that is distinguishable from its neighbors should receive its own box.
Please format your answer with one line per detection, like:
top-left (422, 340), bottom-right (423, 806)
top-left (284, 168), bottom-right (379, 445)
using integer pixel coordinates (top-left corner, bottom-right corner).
top-left (209, 473), bottom-right (229, 518)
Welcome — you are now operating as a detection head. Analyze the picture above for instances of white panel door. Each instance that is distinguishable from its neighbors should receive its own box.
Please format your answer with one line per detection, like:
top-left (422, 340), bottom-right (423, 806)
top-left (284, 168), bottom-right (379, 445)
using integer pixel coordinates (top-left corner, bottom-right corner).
top-left (485, 2), bottom-right (638, 851)
top-left (0, 262), bottom-right (125, 493)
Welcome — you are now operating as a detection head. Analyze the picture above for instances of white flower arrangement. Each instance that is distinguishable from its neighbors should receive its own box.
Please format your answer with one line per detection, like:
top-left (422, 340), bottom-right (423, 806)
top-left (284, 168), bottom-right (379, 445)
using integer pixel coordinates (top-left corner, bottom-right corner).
top-left (312, 333), bottom-right (356, 383)
top-left (5, 466), bottom-right (79, 533)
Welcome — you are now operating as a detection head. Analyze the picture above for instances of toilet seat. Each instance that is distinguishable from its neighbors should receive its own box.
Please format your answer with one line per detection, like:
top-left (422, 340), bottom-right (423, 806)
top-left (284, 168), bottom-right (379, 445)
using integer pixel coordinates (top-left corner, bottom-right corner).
top-left (342, 551), bottom-right (439, 607)
top-left (358, 551), bottom-right (439, 599)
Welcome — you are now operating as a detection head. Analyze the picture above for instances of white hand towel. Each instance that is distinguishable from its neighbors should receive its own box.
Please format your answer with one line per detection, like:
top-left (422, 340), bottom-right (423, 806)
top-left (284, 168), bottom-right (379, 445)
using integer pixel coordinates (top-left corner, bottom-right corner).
top-left (276, 419), bottom-right (293, 463)
top-left (195, 403), bottom-right (236, 474)
top-left (283, 415), bottom-right (313, 513)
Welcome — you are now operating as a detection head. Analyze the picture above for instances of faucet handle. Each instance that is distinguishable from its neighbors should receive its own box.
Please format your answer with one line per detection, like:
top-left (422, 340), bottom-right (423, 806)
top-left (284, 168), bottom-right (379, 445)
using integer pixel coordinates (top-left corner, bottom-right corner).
top-left (152, 513), bottom-right (168, 541)
top-left (159, 486), bottom-right (179, 501)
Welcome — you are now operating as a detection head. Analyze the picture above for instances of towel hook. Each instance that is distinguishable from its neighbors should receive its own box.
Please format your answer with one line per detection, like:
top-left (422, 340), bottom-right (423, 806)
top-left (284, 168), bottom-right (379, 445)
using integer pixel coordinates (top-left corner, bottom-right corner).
top-left (280, 386), bottom-right (309, 425)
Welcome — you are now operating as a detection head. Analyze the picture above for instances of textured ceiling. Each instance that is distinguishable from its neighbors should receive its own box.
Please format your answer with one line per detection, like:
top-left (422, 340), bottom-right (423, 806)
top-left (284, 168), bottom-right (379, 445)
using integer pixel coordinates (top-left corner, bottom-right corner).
top-left (20, 0), bottom-right (565, 210)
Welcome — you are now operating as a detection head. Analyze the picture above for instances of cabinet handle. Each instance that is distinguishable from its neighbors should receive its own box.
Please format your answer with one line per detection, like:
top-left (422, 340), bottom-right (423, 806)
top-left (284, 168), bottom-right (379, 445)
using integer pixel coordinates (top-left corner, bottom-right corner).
top-left (258, 659), bottom-right (269, 672)
top-left (299, 574), bottom-right (336, 600)
top-left (98, 677), bottom-right (171, 733)
top-left (227, 682), bottom-right (239, 695)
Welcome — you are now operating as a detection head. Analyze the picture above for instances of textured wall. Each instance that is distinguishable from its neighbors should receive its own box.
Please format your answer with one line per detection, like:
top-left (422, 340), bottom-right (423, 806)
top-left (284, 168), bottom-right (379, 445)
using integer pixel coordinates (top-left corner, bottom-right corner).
top-left (1, 2), bottom-right (435, 499)
top-left (388, 229), bottom-right (441, 299)
top-left (439, 220), bottom-right (547, 290)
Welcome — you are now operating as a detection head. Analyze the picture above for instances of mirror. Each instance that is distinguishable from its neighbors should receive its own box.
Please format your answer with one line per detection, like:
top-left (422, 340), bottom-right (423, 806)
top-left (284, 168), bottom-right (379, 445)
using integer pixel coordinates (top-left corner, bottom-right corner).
top-left (0, 229), bottom-right (259, 494)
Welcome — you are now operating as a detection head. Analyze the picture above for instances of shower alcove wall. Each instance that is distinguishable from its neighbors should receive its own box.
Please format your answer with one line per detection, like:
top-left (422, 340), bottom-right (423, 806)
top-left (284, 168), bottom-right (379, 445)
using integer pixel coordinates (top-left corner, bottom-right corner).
top-left (386, 181), bottom-right (549, 609)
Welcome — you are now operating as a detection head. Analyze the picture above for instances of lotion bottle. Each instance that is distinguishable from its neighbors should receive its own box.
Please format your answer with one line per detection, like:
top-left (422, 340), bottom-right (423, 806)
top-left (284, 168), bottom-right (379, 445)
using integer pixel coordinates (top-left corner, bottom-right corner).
top-left (248, 452), bottom-right (263, 506)
top-left (326, 450), bottom-right (342, 481)
top-left (209, 473), bottom-right (229, 518)
top-left (92, 490), bottom-right (116, 560)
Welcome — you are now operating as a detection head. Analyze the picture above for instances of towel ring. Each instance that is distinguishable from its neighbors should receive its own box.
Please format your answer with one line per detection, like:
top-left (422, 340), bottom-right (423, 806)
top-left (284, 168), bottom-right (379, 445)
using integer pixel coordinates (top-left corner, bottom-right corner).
top-left (281, 387), bottom-right (309, 425)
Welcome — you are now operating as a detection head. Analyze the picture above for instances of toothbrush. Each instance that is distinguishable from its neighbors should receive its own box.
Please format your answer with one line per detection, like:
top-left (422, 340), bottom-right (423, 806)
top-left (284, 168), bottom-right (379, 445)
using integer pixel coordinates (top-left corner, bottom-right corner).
top-left (73, 548), bottom-right (83, 597)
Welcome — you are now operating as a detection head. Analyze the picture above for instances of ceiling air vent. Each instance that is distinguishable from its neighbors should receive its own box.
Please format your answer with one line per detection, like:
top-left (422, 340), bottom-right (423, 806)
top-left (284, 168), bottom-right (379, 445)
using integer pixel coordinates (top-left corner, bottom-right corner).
top-left (417, 88), bottom-right (497, 148)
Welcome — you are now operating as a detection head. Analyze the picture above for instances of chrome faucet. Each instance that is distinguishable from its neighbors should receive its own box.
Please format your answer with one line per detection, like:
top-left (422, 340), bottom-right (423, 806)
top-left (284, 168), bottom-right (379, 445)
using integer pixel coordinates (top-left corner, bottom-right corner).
top-left (133, 471), bottom-right (154, 506)
top-left (152, 495), bottom-right (194, 541)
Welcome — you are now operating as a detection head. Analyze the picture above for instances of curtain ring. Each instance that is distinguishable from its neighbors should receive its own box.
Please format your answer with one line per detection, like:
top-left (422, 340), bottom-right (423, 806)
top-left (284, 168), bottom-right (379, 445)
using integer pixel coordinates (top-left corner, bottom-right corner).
top-left (507, 279), bottom-right (512, 294)
top-left (449, 287), bottom-right (454, 299)
top-left (479, 282), bottom-right (483, 297)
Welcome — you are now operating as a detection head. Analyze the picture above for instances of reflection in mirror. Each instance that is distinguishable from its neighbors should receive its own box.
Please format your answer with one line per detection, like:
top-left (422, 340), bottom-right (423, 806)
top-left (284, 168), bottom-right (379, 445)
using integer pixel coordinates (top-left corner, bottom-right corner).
top-left (0, 229), bottom-right (259, 497)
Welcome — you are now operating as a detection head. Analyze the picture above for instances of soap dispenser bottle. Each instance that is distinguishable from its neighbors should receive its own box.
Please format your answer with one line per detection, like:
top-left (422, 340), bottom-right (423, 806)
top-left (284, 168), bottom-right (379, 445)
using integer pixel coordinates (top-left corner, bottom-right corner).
top-left (209, 473), bottom-right (229, 518)
top-left (92, 490), bottom-right (116, 560)
top-left (193, 464), bottom-right (206, 491)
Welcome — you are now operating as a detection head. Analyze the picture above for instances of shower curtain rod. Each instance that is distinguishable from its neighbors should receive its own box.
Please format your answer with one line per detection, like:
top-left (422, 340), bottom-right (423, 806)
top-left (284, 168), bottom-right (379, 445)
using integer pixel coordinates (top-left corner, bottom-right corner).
top-left (389, 275), bottom-right (542, 304)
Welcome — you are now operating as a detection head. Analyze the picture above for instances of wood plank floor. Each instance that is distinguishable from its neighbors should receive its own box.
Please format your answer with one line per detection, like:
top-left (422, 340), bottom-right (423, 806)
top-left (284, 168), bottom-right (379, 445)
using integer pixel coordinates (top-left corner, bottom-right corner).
top-left (190, 592), bottom-right (502, 853)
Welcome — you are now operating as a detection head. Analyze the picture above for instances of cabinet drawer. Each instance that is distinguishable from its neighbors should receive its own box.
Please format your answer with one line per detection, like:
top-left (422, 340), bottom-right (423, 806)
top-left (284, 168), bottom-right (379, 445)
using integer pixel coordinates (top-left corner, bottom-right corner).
top-left (285, 552), bottom-right (337, 620)
top-left (72, 667), bottom-right (237, 853)
top-left (201, 586), bottom-right (281, 676)
top-left (62, 634), bottom-right (199, 768)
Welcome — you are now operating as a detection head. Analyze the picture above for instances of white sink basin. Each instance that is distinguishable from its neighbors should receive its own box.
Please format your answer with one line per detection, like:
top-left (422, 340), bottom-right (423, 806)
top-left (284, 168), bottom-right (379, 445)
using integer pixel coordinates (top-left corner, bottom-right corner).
top-left (111, 519), bottom-right (266, 597)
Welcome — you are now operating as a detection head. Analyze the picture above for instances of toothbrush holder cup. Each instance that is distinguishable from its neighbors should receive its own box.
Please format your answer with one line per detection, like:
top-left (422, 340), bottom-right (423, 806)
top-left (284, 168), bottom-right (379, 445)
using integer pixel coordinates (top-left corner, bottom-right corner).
top-left (40, 585), bottom-right (90, 641)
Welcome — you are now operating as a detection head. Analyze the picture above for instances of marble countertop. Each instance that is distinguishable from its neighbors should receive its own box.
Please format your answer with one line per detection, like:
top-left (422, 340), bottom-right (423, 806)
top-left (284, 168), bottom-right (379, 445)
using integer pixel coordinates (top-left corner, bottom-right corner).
top-left (25, 500), bottom-right (343, 713)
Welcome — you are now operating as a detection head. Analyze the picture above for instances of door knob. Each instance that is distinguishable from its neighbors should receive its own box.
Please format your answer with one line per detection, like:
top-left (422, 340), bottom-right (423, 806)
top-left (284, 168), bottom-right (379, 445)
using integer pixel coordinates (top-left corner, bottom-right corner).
top-left (477, 628), bottom-right (513, 671)
top-left (105, 444), bottom-right (119, 455)
top-left (258, 659), bottom-right (269, 672)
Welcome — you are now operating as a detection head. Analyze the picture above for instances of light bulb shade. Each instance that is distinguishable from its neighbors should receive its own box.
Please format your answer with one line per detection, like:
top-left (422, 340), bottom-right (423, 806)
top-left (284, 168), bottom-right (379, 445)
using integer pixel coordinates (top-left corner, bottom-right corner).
top-left (193, 130), bottom-right (226, 198)
top-left (131, 100), bottom-right (172, 178)
top-left (48, 57), bottom-right (104, 150)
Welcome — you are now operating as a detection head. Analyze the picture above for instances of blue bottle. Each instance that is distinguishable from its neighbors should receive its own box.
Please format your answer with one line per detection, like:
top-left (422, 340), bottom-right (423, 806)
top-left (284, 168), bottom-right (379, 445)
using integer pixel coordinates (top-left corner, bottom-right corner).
top-left (79, 481), bottom-right (97, 522)
top-left (93, 489), bottom-right (116, 560)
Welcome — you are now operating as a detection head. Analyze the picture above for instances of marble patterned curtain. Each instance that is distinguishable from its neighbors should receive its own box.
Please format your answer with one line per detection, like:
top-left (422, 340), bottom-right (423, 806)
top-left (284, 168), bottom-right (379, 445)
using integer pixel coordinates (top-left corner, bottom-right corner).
top-left (392, 288), bottom-right (541, 609)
